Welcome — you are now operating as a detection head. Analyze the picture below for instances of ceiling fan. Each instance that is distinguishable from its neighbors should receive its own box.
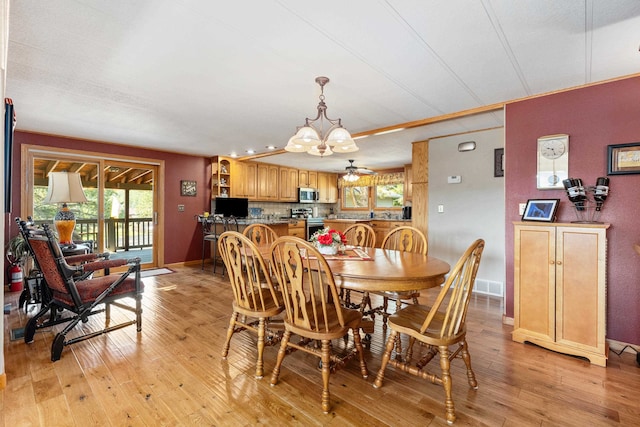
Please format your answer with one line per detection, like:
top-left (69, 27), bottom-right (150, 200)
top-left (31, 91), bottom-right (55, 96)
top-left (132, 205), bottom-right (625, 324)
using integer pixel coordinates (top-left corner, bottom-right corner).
top-left (342, 159), bottom-right (375, 182)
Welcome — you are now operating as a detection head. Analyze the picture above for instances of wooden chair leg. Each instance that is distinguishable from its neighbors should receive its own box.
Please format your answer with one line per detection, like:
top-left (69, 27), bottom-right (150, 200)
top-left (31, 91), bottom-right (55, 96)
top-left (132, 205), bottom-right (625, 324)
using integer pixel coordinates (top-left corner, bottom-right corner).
top-left (270, 330), bottom-right (291, 386)
top-left (255, 318), bottom-right (266, 379)
top-left (439, 345), bottom-right (456, 424)
top-left (352, 327), bottom-right (369, 378)
top-left (373, 330), bottom-right (397, 388)
top-left (221, 312), bottom-right (238, 359)
top-left (460, 340), bottom-right (478, 389)
top-left (320, 340), bottom-right (331, 414)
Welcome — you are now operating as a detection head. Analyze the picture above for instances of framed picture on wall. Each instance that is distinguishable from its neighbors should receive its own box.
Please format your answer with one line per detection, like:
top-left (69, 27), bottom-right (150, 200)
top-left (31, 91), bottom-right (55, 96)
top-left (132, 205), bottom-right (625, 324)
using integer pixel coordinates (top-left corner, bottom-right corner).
top-left (521, 199), bottom-right (559, 222)
top-left (494, 148), bottom-right (504, 177)
top-left (181, 180), bottom-right (197, 196)
top-left (607, 142), bottom-right (640, 175)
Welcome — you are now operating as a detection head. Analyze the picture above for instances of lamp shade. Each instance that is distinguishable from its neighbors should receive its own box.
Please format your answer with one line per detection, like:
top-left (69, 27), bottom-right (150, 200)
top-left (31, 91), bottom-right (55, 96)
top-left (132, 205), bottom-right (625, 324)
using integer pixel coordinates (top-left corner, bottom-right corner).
top-left (43, 172), bottom-right (88, 204)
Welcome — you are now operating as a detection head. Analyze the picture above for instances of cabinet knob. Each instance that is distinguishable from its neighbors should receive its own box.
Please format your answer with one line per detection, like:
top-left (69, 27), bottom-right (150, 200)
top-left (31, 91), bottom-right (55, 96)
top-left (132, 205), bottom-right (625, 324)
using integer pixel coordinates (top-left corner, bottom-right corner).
top-left (550, 260), bottom-right (555, 265)
top-left (556, 261), bottom-right (562, 265)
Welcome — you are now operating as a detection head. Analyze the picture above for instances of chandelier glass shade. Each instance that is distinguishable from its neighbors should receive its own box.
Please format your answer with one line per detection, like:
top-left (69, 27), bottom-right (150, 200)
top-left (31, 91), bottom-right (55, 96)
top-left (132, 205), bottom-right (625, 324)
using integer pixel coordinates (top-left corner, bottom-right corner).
top-left (343, 171), bottom-right (360, 182)
top-left (285, 76), bottom-right (358, 157)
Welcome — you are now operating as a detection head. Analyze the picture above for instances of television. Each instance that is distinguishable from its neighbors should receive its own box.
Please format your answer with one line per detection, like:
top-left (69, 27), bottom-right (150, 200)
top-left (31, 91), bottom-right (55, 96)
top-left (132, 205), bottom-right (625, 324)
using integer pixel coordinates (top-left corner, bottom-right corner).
top-left (214, 197), bottom-right (248, 218)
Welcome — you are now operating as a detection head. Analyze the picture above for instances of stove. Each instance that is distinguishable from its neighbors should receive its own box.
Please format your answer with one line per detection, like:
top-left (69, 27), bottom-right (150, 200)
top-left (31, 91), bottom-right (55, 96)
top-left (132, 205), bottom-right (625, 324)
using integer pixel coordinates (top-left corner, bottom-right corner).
top-left (291, 208), bottom-right (325, 238)
top-left (291, 207), bottom-right (312, 219)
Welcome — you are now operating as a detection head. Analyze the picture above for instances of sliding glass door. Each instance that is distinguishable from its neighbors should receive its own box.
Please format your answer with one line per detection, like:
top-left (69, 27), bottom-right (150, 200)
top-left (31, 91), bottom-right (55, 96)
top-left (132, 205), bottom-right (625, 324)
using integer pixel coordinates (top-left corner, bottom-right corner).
top-left (24, 147), bottom-right (160, 269)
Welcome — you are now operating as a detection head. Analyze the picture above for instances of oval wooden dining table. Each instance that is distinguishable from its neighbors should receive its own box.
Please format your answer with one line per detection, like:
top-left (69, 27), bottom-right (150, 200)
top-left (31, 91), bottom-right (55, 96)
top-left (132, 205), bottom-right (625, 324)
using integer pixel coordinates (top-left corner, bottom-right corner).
top-left (256, 244), bottom-right (451, 293)
top-left (326, 247), bottom-right (451, 293)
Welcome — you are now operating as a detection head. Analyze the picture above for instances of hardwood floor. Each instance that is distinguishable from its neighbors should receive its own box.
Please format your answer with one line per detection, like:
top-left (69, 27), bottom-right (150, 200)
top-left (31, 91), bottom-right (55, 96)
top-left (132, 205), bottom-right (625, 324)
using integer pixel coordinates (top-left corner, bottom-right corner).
top-left (2, 265), bottom-right (639, 426)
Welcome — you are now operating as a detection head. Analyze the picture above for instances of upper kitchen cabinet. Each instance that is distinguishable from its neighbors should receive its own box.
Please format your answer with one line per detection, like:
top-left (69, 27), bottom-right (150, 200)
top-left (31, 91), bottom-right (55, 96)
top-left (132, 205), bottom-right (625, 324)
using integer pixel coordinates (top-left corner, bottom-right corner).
top-left (211, 156), bottom-right (232, 198)
top-left (317, 172), bottom-right (338, 203)
top-left (279, 166), bottom-right (299, 202)
top-left (232, 161), bottom-right (257, 199)
top-left (257, 163), bottom-right (279, 200)
top-left (404, 163), bottom-right (412, 202)
top-left (299, 170), bottom-right (318, 189)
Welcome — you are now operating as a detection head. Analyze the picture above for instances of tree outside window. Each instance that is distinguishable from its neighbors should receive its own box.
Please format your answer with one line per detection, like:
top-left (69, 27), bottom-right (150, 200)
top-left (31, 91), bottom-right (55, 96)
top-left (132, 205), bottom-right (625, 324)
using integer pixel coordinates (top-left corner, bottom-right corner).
top-left (343, 186), bottom-right (369, 208)
top-left (375, 183), bottom-right (404, 208)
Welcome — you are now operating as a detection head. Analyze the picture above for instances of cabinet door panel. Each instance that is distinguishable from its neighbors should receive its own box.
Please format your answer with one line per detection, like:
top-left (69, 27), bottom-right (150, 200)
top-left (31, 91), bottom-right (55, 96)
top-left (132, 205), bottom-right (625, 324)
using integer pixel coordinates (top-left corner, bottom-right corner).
top-left (556, 228), bottom-right (603, 350)
top-left (514, 226), bottom-right (555, 341)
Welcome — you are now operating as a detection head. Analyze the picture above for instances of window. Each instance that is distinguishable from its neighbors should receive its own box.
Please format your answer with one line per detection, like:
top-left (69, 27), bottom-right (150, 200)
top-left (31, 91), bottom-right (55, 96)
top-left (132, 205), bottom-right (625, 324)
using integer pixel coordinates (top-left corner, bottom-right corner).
top-left (375, 183), bottom-right (404, 208)
top-left (339, 171), bottom-right (405, 211)
top-left (342, 186), bottom-right (369, 208)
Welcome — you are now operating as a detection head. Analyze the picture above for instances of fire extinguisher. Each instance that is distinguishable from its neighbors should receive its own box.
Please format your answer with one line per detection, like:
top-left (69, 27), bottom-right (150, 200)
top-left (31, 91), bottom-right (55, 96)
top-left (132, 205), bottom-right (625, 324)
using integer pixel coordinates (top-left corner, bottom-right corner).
top-left (9, 262), bottom-right (23, 292)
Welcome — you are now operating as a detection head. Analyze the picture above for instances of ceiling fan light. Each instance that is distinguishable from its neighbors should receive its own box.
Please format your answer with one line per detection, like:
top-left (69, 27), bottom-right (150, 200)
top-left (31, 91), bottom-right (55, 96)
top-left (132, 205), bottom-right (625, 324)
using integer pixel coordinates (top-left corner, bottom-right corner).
top-left (284, 136), bottom-right (308, 153)
top-left (308, 143), bottom-right (333, 157)
top-left (343, 172), bottom-right (359, 182)
top-left (292, 126), bottom-right (321, 146)
top-left (326, 127), bottom-right (354, 146)
top-left (333, 143), bottom-right (359, 153)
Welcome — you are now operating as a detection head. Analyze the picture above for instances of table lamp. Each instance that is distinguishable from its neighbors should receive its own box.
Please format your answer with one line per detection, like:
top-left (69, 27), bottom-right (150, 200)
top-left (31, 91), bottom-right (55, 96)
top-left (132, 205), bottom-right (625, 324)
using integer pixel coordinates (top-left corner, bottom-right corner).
top-left (43, 171), bottom-right (88, 245)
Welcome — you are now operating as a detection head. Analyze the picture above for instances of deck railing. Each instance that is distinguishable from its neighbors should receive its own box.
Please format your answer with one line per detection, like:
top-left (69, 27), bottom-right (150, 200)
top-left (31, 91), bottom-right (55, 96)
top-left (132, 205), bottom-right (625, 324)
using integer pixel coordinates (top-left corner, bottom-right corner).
top-left (35, 218), bottom-right (153, 252)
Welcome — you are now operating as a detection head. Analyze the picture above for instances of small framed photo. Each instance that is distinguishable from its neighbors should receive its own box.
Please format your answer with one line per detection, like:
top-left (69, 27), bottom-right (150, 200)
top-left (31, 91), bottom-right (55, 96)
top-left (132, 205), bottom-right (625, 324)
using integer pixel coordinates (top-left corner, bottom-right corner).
top-left (521, 199), bottom-right (559, 222)
top-left (181, 180), bottom-right (197, 196)
top-left (607, 142), bottom-right (640, 175)
top-left (494, 148), bottom-right (504, 177)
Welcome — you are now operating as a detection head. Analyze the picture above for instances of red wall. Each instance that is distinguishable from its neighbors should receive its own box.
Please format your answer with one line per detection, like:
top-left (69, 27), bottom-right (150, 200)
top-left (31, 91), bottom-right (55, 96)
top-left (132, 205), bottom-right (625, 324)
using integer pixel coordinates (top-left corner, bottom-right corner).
top-left (505, 76), bottom-right (640, 345)
top-left (7, 132), bottom-right (212, 265)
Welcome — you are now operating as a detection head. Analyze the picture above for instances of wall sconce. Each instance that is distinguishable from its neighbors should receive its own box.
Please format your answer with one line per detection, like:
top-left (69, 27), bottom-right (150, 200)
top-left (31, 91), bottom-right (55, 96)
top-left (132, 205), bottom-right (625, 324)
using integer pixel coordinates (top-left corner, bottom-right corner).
top-left (458, 141), bottom-right (476, 152)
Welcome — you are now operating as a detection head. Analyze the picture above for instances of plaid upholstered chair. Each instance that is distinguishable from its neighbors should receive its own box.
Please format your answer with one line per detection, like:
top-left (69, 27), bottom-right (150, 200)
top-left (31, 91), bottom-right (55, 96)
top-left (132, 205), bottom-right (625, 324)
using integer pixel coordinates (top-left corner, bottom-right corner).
top-left (20, 220), bottom-right (144, 361)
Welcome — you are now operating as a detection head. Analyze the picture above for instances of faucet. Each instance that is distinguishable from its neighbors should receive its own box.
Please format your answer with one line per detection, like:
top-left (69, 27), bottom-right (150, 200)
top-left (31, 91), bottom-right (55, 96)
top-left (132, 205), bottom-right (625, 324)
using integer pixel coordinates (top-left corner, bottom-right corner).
top-left (384, 211), bottom-right (392, 219)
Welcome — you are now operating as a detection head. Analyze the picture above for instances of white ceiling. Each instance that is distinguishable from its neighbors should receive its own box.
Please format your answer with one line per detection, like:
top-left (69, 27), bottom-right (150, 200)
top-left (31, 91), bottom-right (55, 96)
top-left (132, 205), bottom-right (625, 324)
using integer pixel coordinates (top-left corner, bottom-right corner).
top-left (6, 0), bottom-right (640, 174)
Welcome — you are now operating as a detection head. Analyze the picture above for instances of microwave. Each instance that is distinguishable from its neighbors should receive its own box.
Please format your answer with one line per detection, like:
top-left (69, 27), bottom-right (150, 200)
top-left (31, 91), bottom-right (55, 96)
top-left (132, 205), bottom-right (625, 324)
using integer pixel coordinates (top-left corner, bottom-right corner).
top-left (298, 187), bottom-right (319, 203)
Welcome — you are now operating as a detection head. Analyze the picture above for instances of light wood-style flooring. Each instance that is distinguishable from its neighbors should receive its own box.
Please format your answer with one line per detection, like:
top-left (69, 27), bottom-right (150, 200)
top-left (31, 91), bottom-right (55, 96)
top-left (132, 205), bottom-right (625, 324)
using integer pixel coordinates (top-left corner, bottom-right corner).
top-left (2, 265), bottom-right (640, 426)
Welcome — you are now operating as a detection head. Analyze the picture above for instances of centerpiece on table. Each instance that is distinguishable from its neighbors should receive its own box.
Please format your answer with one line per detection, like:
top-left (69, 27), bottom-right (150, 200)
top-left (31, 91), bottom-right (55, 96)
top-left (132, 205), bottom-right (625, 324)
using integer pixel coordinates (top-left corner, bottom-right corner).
top-left (310, 227), bottom-right (347, 255)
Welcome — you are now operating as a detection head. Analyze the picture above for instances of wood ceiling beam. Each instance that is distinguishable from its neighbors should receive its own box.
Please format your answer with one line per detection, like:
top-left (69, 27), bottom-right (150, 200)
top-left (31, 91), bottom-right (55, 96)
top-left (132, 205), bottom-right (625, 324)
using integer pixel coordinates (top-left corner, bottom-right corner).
top-left (242, 102), bottom-right (504, 161)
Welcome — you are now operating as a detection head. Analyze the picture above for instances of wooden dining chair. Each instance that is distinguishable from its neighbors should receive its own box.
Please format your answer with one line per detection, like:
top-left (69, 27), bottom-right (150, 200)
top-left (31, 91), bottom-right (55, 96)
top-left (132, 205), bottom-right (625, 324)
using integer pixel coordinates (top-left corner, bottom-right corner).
top-left (342, 223), bottom-right (376, 311)
top-left (269, 236), bottom-right (369, 413)
top-left (242, 223), bottom-right (279, 247)
top-left (218, 231), bottom-right (285, 379)
top-left (343, 223), bottom-right (376, 248)
top-left (376, 226), bottom-right (428, 322)
top-left (373, 239), bottom-right (485, 424)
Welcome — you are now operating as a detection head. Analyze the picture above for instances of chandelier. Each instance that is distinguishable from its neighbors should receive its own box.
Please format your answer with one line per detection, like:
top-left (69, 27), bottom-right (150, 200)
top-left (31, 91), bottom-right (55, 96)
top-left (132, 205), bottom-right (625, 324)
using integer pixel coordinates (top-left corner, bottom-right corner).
top-left (285, 76), bottom-right (358, 157)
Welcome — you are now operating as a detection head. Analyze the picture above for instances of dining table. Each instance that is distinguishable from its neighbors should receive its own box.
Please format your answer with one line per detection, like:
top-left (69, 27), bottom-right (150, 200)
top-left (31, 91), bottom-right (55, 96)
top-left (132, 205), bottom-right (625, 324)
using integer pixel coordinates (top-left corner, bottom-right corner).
top-left (256, 244), bottom-right (451, 294)
top-left (325, 247), bottom-right (450, 294)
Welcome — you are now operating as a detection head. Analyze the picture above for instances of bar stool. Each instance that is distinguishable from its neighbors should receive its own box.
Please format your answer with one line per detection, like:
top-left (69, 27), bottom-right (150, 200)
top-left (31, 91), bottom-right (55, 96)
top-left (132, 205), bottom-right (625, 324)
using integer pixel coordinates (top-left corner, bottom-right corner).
top-left (201, 215), bottom-right (239, 274)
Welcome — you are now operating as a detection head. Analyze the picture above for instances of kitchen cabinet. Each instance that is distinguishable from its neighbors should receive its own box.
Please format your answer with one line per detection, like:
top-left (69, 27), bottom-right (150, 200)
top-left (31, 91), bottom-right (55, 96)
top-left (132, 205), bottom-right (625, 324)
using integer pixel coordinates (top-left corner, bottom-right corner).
top-left (369, 220), bottom-right (405, 248)
top-left (299, 170), bottom-right (317, 188)
top-left (211, 156), bottom-right (232, 198)
top-left (232, 161), bottom-right (257, 199)
top-left (317, 172), bottom-right (338, 203)
top-left (288, 219), bottom-right (306, 239)
top-left (279, 166), bottom-right (299, 202)
top-left (257, 163), bottom-right (279, 200)
top-left (404, 163), bottom-right (412, 202)
top-left (512, 222), bottom-right (609, 366)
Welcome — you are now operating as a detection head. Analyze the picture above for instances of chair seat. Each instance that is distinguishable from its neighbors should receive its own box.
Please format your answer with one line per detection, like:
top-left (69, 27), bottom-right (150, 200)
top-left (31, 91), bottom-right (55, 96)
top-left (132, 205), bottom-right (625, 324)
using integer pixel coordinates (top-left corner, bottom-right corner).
top-left (233, 290), bottom-right (284, 318)
top-left (51, 275), bottom-right (142, 307)
top-left (285, 304), bottom-right (362, 341)
top-left (388, 304), bottom-right (465, 346)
